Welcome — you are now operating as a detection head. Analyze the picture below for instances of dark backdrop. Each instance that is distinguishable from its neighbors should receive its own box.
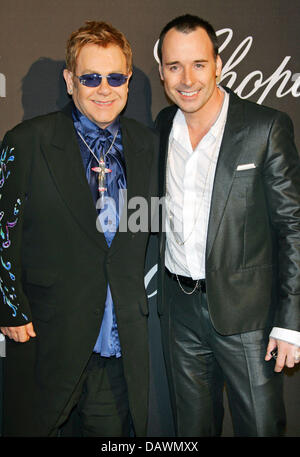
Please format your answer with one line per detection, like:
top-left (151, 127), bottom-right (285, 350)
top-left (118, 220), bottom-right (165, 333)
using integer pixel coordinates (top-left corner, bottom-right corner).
top-left (0, 0), bottom-right (299, 437)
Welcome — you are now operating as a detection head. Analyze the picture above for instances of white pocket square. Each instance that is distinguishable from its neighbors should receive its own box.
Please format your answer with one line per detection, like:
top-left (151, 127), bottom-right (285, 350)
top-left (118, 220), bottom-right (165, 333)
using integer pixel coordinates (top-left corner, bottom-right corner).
top-left (236, 163), bottom-right (256, 171)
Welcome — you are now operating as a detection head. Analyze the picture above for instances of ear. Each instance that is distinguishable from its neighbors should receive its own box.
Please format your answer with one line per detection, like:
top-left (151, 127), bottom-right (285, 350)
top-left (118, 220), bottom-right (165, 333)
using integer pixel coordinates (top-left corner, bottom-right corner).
top-left (63, 69), bottom-right (74, 95)
top-left (158, 63), bottom-right (164, 81)
top-left (125, 71), bottom-right (132, 94)
top-left (215, 55), bottom-right (222, 79)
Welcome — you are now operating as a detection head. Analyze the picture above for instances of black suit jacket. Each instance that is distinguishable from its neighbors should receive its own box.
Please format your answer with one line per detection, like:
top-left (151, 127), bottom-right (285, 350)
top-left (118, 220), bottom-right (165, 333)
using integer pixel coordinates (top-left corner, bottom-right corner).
top-left (0, 104), bottom-right (158, 436)
top-left (155, 88), bottom-right (300, 335)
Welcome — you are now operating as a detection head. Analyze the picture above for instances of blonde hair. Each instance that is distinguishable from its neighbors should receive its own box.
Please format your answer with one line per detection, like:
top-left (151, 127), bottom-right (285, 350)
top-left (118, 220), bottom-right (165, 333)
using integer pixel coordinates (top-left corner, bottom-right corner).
top-left (65, 21), bottom-right (132, 74)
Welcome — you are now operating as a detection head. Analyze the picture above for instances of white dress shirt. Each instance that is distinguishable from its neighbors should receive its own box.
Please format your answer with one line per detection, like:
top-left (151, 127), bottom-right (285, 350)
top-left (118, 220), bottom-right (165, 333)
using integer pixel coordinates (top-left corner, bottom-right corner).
top-left (164, 88), bottom-right (300, 347)
top-left (165, 91), bottom-right (228, 280)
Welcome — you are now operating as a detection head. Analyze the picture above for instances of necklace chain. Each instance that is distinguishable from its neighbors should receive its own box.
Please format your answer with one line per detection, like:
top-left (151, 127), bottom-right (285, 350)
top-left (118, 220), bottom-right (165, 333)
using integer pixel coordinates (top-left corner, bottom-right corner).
top-left (166, 96), bottom-right (227, 249)
top-left (166, 138), bottom-right (207, 294)
top-left (166, 137), bottom-right (213, 247)
top-left (175, 272), bottom-right (200, 295)
top-left (76, 129), bottom-right (118, 165)
top-left (77, 128), bottom-right (118, 195)
top-left (166, 116), bottom-right (225, 294)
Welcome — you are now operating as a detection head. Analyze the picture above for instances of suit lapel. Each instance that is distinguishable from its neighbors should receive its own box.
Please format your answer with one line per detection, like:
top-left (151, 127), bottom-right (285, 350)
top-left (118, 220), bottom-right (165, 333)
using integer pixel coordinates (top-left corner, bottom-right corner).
top-left (158, 106), bottom-right (177, 198)
top-left (108, 117), bottom-right (152, 255)
top-left (42, 108), bottom-right (108, 251)
top-left (158, 106), bottom-right (177, 259)
top-left (206, 91), bottom-right (249, 261)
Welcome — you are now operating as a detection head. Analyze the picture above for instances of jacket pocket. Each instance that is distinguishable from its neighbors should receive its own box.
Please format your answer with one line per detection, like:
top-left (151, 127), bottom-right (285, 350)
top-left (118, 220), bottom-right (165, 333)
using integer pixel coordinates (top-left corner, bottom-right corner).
top-left (24, 267), bottom-right (58, 287)
top-left (23, 267), bottom-right (58, 322)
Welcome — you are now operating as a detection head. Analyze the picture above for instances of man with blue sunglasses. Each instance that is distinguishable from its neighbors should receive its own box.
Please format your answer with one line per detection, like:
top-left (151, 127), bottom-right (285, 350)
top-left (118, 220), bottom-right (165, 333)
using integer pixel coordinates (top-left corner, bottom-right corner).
top-left (0, 21), bottom-right (157, 437)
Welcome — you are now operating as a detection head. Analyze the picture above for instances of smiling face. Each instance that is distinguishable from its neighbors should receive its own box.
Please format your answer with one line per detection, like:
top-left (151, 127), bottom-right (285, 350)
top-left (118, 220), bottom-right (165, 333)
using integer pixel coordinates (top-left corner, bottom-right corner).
top-left (159, 27), bottom-right (222, 123)
top-left (64, 43), bottom-right (131, 129)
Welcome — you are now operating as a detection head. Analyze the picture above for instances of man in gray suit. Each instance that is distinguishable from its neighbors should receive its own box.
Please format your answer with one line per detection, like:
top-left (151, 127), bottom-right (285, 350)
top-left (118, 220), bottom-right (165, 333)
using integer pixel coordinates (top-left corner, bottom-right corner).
top-left (155, 14), bottom-right (300, 436)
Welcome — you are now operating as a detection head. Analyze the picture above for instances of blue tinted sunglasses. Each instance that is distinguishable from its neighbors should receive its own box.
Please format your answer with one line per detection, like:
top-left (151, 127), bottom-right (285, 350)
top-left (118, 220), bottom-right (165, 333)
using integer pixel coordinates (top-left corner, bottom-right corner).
top-left (76, 73), bottom-right (129, 87)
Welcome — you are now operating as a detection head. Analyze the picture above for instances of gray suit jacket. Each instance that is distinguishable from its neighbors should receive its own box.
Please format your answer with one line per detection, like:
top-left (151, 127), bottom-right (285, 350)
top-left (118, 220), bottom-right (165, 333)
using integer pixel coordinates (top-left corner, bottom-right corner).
top-left (155, 88), bottom-right (300, 335)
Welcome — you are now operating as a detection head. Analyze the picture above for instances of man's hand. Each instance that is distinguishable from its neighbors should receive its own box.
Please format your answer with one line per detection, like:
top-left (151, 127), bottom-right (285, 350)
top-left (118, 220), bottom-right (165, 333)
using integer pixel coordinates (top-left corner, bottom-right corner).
top-left (265, 337), bottom-right (300, 372)
top-left (0, 323), bottom-right (36, 342)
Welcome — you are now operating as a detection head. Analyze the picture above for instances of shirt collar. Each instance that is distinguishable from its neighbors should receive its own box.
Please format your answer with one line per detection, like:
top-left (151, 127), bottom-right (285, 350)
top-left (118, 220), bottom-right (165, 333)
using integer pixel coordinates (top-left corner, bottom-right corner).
top-left (72, 102), bottom-right (120, 137)
top-left (105, 116), bottom-right (120, 137)
top-left (209, 86), bottom-right (229, 139)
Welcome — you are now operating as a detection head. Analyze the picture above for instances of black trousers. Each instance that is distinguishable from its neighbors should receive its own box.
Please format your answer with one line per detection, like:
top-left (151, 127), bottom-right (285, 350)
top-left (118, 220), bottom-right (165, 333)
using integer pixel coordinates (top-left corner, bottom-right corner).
top-left (161, 273), bottom-right (286, 437)
top-left (50, 354), bottom-right (131, 437)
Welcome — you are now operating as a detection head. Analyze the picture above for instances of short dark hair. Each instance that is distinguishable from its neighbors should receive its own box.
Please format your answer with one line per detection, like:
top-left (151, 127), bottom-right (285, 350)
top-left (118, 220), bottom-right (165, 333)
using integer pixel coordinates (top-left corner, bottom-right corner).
top-left (157, 14), bottom-right (219, 62)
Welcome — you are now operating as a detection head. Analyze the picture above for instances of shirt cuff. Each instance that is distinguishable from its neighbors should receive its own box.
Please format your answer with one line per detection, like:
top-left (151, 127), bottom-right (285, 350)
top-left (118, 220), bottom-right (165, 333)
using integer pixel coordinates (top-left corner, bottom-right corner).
top-left (270, 327), bottom-right (300, 347)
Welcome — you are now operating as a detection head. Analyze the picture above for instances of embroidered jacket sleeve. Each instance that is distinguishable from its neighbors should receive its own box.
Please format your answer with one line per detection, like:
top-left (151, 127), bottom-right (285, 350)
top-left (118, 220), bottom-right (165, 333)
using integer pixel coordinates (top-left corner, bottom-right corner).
top-left (0, 128), bottom-right (33, 326)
